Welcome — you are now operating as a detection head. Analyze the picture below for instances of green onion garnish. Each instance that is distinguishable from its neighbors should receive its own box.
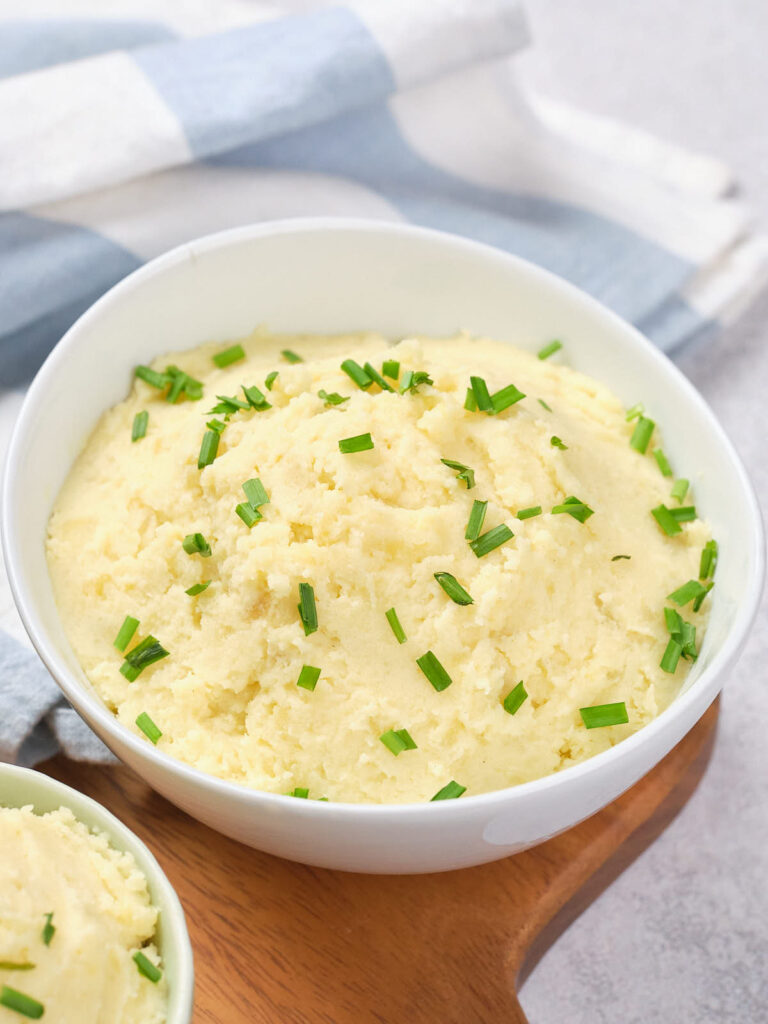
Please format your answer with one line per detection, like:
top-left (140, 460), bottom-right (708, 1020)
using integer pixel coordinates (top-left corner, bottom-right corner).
top-left (0, 987), bottom-right (44, 1019)
top-left (318, 390), bottom-right (349, 407)
top-left (382, 359), bottom-right (400, 380)
top-left (667, 579), bottom-right (711, 608)
top-left (133, 951), bottom-right (162, 984)
top-left (516, 506), bottom-right (542, 520)
top-left (135, 712), bottom-right (162, 744)
top-left (0, 964), bottom-right (34, 972)
top-left (654, 448), bottom-right (673, 476)
top-left (625, 402), bottom-right (644, 422)
top-left (664, 606), bottom-right (684, 636)
top-left (213, 344), bottom-right (245, 369)
top-left (538, 398), bottom-right (552, 412)
top-left (281, 349), bottom-right (303, 364)
top-left (114, 615), bottom-right (139, 652)
top-left (131, 410), bottom-right (148, 442)
top-left (296, 665), bottom-right (321, 692)
top-left (135, 365), bottom-right (169, 391)
top-left (660, 637), bottom-right (683, 673)
top-left (470, 524), bottom-right (514, 558)
top-left (298, 583), bottom-right (318, 636)
top-left (441, 458), bottom-right (475, 490)
top-left (491, 383), bottom-right (526, 413)
top-left (550, 435), bottom-right (568, 450)
top-left (470, 375), bottom-right (493, 412)
top-left (385, 607), bottom-right (407, 644)
top-left (431, 781), bottom-right (466, 801)
top-left (363, 362), bottom-right (394, 392)
top-left (399, 369), bottom-right (434, 395)
top-left (669, 505), bottom-right (696, 523)
top-left (185, 581), bottom-right (210, 596)
top-left (339, 432), bottom-right (374, 454)
top-left (630, 416), bottom-right (655, 453)
top-left (207, 418), bottom-right (227, 435)
top-left (235, 502), bottom-right (263, 528)
top-left (380, 728), bottom-right (417, 756)
top-left (340, 359), bottom-right (372, 389)
top-left (164, 365), bottom-right (203, 403)
top-left (197, 429), bottom-right (219, 469)
top-left (416, 651), bottom-right (452, 692)
top-left (651, 504), bottom-right (683, 536)
top-left (465, 500), bottom-right (488, 540)
top-left (288, 787), bottom-right (309, 798)
top-left (611, 554), bottom-right (631, 561)
top-left (663, 606), bottom-right (697, 661)
top-left (551, 496), bottom-right (594, 523)
top-left (538, 340), bottom-right (562, 360)
top-left (264, 371), bottom-right (279, 390)
top-left (182, 533), bottom-right (212, 557)
top-left (242, 385), bottom-right (271, 411)
top-left (693, 581), bottom-right (714, 612)
top-left (671, 478), bottom-right (689, 503)
top-left (699, 539), bottom-right (718, 580)
top-left (120, 637), bottom-right (169, 681)
top-left (679, 620), bottom-right (698, 658)
top-left (209, 393), bottom-right (250, 417)
top-left (41, 913), bottom-right (54, 947)
top-left (464, 388), bottom-right (477, 412)
top-left (579, 702), bottom-right (629, 729)
top-left (503, 680), bottom-right (528, 715)
top-left (434, 572), bottom-right (473, 606)
top-left (242, 478), bottom-right (269, 509)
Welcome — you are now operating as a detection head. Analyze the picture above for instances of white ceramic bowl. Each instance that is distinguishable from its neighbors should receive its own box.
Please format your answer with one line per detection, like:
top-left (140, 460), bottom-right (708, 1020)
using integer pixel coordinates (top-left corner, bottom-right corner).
top-left (0, 762), bottom-right (194, 1021)
top-left (2, 219), bottom-right (763, 874)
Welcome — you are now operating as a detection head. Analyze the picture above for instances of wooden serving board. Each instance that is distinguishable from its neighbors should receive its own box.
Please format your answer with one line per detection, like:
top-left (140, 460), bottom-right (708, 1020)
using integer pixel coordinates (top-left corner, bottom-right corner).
top-left (41, 701), bottom-right (718, 1023)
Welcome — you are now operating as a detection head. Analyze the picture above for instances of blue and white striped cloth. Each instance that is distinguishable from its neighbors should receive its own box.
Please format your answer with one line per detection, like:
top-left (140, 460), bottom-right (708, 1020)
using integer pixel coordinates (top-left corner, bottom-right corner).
top-left (1, 0), bottom-right (765, 764)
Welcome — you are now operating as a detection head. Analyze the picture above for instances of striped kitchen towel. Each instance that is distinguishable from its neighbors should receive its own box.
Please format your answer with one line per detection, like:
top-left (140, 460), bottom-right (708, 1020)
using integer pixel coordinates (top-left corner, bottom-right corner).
top-left (0, 0), bottom-right (765, 763)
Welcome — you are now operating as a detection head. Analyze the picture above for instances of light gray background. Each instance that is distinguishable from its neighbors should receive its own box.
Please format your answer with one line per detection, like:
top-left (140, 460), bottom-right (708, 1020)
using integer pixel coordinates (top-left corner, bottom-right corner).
top-left (517, 3), bottom-right (768, 1022)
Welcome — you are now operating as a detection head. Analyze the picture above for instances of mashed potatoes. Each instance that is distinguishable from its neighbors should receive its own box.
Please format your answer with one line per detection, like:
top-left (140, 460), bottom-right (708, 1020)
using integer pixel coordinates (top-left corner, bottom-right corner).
top-left (46, 330), bottom-right (713, 803)
top-left (0, 805), bottom-right (166, 1023)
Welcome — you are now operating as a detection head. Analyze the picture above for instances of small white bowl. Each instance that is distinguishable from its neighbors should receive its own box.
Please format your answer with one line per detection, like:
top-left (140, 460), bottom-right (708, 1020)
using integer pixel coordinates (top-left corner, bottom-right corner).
top-left (0, 762), bottom-right (194, 1022)
top-left (2, 219), bottom-right (763, 873)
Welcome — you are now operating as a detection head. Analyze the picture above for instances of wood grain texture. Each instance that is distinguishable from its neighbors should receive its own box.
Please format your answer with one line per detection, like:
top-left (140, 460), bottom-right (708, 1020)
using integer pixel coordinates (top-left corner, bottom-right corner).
top-left (41, 701), bottom-right (718, 1024)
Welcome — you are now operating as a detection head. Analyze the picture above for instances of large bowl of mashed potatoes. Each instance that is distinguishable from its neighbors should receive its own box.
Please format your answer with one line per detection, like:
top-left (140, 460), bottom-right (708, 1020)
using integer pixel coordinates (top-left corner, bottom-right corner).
top-left (2, 220), bottom-right (763, 873)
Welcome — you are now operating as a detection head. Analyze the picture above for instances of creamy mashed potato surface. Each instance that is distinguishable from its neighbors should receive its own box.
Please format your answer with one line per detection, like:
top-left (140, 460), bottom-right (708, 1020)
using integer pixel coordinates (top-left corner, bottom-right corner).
top-left (0, 805), bottom-right (166, 1023)
top-left (47, 330), bottom-right (712, 803)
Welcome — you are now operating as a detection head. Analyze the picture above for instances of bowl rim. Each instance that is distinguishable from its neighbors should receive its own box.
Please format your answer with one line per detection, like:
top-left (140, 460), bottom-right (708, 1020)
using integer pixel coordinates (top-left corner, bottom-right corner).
top-left (2, 216), bottom-right (764, 819)
top-left (0, 761), bottom-right (194, 1021)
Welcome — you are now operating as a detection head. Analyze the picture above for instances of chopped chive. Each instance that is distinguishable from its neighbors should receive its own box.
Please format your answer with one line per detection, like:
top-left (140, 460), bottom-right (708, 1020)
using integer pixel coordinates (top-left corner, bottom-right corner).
top-left (339, 432), bottom-right (374, 454)
top-left (296, 665), bottom-right (321, 692)
top-left (699, 539), bottom-right (718, 580)
top-left (399, 369), bottom-right (434, 394)
top-left (551, 496), bottom-right (594, 523)
top-left (164, 365), bottom-right (203, 404)
top-left (242, 384), bottom-right (271, 411)
top-left (288, 787), bottom-right (309, 798)
top-left (182, 533), bottom-right (212, 557)
top-left (281, 349), bottom-right (303, 364)
top-left (114, 615), bottom-right (139, 653)
top-left (671, 478), bottom-right (689, 503)
top-left (135, 365), bottom-right (169, 391)
top-left (669, 505), bottom-right (696, 523)
top-left (625, 402), bottom-right (644, 422)
top-left (120, 637), bottom-right (169, 681)
top-left (441, 458), bottom-right (475, 490)
top-left (382, 359), bottom-right (400, 380)
top-left (416, 650), bottom-right (452, 692)
top-left (664, 606), bottom-right (684, 637)
top-left (470, 376), bottom-right (493, 412)
top-left (363, 362), bottom-right (394, 392)
top-left (679, 619), bottom-right (698, 659)
top-left (213, 344), bottom-right (245, 369)
top-left (611, 554), bottom-right (631, 561)
top-left (133, 951), bottom-right (162, 984)
top-left (385, 607), bottom-right (407, 644)
top-left (693, 581), bottom-right (714, 613)
top-left (550, 435), bottom-right (568, 450)
top-left (298, 582), bottom-right (318, 636)
top-left (131, 410), bottom-right (148, 442)
top-left (434, 572), bottom-right (473, 606)
top-left (491, 383), bottom-right (526, 413)
top-left (197, 429), bottom-right (219, 469)
top-left (380, 728), bottom-right (417, 756)
top-left (135, 712), bottom-right (162, 744)
top-left (470, 523), bottom-right (514, 558)
top-left (538, 340), bottom-right (562, 360)
top-left (630, 416), bottom-right (655, 454)
top-left (41, 913), bottom-right (54, 947)
top-left (579, 702), bottom-right (629, 729)
top-left (502, 680), bottom-right (528, 716)
top-left (0, 987), bottom-right (44, 1019)
top-left (206, 418), bottom-right (227, 435)
top-left (431, 781), bottom-right (466, 801)
top-left (340, 359), bottom-right (372, 389)
top-left (264, 371), bottom-right (279, 391)
top-left (537, 398), bottom-right (552, 412)
top-left (465, 499), bottom-right (488, 540)
top-left (654, 448), bottom-right (673, 476)
top-left (185, 581), bottom-right (210, 596)
top-left (0, 964), bottom-right (34, 972)
top-left (242, 478), bottom-right (269, 509)
top-left (209, 393), bottom-right (250, 417)
top-left (516, 506), bottom-right (542, 521)
top-left (464, 387), bottom-right (478, 412)
top-left (651, 504), bottom-right (682, 536)
top-left (318, 389), bottom-right (349, 406)
top-left (235, 502), bottom-right (263, 528)
top-left (667, 579), bottom-right (710, 608)
top-left (660, 637), bottom-right (683, 673)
